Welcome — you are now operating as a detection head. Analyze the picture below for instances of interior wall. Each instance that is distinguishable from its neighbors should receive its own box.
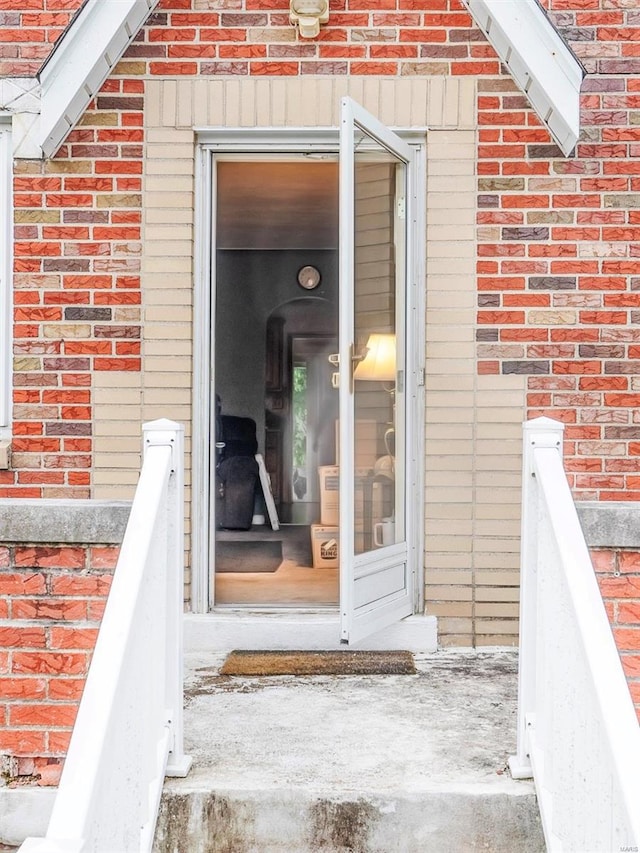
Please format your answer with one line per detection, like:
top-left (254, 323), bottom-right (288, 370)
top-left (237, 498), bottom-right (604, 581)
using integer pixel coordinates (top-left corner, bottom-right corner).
top-left (215, 249), bottom-right (338, 452)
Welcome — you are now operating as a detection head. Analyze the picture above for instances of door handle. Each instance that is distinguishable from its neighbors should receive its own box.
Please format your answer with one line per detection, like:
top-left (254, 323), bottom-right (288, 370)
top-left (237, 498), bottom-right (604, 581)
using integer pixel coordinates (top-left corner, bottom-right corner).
top-left (327, 348), bottom-right (365, 392)
top-left (328, 353), bottom-right (339, 389)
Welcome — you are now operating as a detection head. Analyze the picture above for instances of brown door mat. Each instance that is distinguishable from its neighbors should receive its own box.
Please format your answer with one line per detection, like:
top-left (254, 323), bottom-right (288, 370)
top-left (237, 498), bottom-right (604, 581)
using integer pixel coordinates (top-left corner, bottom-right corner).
top-left (219, 649), bottom-right (417, 676)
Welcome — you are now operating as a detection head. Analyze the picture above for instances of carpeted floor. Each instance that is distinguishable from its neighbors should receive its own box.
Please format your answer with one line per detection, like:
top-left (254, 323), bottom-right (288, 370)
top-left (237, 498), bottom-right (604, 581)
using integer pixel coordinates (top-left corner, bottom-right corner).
top-left (219, 649), bottom-right (417, 676)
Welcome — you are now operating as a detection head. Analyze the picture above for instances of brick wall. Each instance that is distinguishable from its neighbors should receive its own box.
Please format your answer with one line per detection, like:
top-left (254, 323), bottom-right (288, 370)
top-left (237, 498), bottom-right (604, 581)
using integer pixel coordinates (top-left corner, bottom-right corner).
top-left (593, 547), bottom-right (640, 720)
top-left (2, 1), bottom-right (639, 503)
top-left (476, 0), bottom-right (640, 502)
top-left (0, 542), bottom-right (117, 786)
top-left (0, 2), bottom-right (639, 661)
top-left (1, 0), bottom-right (640, 764)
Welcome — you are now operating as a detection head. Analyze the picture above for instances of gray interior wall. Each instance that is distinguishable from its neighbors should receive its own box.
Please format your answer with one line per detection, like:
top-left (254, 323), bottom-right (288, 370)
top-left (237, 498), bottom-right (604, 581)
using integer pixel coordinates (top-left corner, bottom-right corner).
top-left (215, 250), bottom-right (338, 453)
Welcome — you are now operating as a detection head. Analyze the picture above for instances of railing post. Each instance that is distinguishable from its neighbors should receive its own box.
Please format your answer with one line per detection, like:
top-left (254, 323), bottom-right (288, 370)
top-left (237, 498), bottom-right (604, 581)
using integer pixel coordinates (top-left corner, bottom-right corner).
top-left (143, 419), bottom-right (192, 778)
top-left (509, 416), bottom-right (564, 780)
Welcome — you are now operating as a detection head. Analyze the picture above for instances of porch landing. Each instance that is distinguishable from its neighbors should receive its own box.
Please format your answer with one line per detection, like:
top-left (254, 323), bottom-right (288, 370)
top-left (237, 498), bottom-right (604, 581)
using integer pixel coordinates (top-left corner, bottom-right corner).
top-left (154, 648), bottom-right (544, 852)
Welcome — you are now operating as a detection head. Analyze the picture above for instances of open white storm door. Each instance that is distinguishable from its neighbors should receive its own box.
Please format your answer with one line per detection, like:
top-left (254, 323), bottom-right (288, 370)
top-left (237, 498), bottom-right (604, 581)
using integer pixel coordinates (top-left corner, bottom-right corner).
top-left (339, 98), bottom-right (415, 644)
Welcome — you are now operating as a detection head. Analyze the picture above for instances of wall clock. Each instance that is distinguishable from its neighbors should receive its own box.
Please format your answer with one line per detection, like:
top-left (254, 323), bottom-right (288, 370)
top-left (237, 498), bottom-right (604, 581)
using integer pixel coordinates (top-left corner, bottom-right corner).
top-left (297, 265), bottom-right (321, 290)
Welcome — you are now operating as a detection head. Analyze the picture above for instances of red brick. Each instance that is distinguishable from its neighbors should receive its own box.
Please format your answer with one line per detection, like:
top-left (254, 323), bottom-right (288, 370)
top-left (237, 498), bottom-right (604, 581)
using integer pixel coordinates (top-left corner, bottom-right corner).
top-left (0, 678), bottom-right (47, 700)
top-left (9, 703), bottom-right (78, 727)
top-left (605, 394), bottom-right (640, 408)
top-left (618, 602), bottom-right (640, 625)
top-left (0, 730), bottom-right (46, 756)
top-left (12, 652), bottom-right (88, 676)
top-left (621, 655), bottom-right (640, 679)
top-left (502, 328), bottom-right (548, 342)
top-left (94, 357), bottom-right (141, 371)
top-left (619, 552), bottom-right (640, 574)
top-left (48, 730), bottom-right (72, 754)
top-left (12, 599), bottom-right (88, 622)
top-left (477, 311), bottom-right (525, 324)
top-left (48, 678), bottom-right (85, 701)
top-left (0, 572), bottom-right (46, 595)
top-left (31, 758), bottom-right (63, 786)
top-left (87, 600), bottom-right (107, 621)
top-left (553, 361), bottom-right (601, 375)
top-left (590, 549), bottom-right (617, 573)
top-left (50, 575), bottom-right (110, 596)
top-left (49, 627), bottom-right (99, 650)
top-left (0, 627), bottom-right (47, 648)
top-left (580, 376), bottom-right (628, 391)
top-left (613, 628), bottom-right (640, 651)
top-left (580, 312), bottom-right (628, 325)
top-left (13, 547), bottom-right (85, 570)
top-left (90, 546), bottom-right (120, 569)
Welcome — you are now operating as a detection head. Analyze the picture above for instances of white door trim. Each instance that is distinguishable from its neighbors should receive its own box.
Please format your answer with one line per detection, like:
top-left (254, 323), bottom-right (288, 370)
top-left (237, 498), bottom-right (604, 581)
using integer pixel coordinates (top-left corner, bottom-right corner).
top-left (191, 128), bottom-right (426, 620)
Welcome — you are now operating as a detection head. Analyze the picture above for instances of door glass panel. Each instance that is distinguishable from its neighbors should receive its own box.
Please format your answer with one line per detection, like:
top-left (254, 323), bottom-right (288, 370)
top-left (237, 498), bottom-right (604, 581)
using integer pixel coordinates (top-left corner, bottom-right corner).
top-left (351, 130), bottom-right (406, 557)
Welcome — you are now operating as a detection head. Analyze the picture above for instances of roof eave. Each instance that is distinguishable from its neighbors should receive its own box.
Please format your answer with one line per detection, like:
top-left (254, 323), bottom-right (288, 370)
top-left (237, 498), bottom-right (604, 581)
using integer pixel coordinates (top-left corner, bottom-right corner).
top-left (462, 0), bottom-right (586, 156)
top-left (37, 0), bottom-right (159, 158)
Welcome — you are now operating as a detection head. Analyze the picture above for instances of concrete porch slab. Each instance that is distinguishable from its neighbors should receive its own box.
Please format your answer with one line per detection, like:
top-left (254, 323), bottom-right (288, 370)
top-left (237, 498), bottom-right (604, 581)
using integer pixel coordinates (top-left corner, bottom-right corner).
top-left (155, 648), bottom-right (544, 852)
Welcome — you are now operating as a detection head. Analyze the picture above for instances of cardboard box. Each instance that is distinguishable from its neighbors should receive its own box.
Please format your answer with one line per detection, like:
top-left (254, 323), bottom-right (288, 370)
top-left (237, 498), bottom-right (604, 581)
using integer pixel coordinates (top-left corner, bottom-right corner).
top-left (319, 464), bottom-right (379, 528)
top-left (318, 465), bottom-right (339, 525)
top-left (310, 524), bottom-right (339, 568)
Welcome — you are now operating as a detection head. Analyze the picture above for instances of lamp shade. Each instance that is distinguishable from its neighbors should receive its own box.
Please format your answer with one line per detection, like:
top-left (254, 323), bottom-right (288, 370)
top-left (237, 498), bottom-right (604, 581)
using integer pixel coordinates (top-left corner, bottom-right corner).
top-left (353, 333), bottom-right (396, 382)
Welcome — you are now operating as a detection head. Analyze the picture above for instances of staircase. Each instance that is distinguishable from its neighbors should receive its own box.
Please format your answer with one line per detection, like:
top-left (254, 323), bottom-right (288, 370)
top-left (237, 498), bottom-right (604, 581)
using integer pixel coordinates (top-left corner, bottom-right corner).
top-left (153, 647), bottom-right (544, 852)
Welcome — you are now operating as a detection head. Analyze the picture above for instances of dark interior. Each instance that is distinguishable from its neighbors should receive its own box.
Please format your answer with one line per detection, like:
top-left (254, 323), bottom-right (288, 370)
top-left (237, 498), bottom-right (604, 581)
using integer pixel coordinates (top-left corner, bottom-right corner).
top-left (213, 159), bottom-right (340, 605)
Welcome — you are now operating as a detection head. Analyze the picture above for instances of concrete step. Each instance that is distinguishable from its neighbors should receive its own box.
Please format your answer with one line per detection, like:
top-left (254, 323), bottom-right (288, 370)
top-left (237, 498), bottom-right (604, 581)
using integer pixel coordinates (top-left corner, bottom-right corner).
top-left (154, 649), bottom-right (544, 852)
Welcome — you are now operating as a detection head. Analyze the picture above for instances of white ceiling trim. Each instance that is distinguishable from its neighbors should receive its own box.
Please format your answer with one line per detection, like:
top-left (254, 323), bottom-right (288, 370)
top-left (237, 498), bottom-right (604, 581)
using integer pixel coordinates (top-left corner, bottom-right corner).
top-left (37, 0), bottom-right (159, 158)
top-left (462, 0), bottom-right (585, 156)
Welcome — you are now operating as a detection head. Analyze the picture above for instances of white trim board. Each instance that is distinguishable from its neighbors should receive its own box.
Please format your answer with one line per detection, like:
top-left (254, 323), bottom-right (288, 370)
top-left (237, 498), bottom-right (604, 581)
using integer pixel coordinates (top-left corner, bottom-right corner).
top-left (185, 612), bottom-right (438, 653)
top-left (36, 0), bottom-right (160, 157)
top-left (462, 0), bottom-right (585, 156)
top-left (192, 129), bottom-right (427, 618)
top-left (19, 1), bottom-right (582, 159)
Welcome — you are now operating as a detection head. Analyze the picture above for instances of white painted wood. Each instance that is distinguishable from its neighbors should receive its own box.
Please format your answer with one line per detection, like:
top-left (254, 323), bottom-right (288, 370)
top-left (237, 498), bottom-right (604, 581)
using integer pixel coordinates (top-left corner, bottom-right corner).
top-left (37, 0), bottom-right (160, 157)
top-left (19, 420), bottom-right (191, 853)
top-left (255, 453), bottom-right (279, 531)
top-left (339, 98), bottom-right (415, 645)
top-left (192, 129), bottom-right (426, 621)
top-left (462, 0), bottom-right (584, 155)
top-left (185, 612), bottom-right (438, 653)
top-left (0, 123), bottom-right (11, 435)
top-left (192, 145), bottom-right (214, 614)
top-left (510, 417), bottom-right (640, 851)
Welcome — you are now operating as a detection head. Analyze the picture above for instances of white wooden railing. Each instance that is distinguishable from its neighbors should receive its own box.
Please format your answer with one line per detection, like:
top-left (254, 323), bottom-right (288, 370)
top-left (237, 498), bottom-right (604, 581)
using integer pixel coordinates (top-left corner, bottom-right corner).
top-left (509, 416), bottom-right (640, 852)
top-left (20, 419), bottom-right (192, 853)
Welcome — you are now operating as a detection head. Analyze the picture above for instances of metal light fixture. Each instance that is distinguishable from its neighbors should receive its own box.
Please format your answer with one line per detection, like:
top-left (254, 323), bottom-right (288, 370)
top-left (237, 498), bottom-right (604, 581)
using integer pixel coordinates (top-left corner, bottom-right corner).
top-left (290, 0), bottom-right (329, 39)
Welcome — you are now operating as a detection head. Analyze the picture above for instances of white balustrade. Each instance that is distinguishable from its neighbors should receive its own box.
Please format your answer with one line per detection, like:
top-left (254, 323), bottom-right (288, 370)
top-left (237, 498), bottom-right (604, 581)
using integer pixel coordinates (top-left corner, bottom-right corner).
top-left (510, 416), bottom-right (640, 852)
top-left (19, 419), bottom-right (192, 853)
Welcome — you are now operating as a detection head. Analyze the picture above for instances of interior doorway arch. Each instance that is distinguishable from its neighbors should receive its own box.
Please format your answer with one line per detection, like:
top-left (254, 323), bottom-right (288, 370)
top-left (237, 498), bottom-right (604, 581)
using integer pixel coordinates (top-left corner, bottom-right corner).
top-left (264, 297), bottom-right (338, 524)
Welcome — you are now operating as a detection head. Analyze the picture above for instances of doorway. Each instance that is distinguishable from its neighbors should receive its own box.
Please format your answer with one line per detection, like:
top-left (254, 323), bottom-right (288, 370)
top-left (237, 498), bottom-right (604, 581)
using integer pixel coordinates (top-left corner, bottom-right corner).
top-left (213, 158), bottom-right (340, 607)
top-left (194, 108), bottom-right (425, 644)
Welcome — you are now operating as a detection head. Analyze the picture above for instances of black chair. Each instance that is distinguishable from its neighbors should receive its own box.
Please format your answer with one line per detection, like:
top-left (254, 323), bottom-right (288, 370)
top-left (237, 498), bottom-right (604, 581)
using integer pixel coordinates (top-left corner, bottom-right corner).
top-left (216, 414), bottom-right (259, 530)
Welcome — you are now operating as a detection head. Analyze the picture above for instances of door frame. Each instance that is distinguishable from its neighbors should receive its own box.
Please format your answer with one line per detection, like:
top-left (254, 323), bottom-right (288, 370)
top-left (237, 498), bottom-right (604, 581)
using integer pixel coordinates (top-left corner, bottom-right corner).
top-left (191, 128), bottom-right (426, 616)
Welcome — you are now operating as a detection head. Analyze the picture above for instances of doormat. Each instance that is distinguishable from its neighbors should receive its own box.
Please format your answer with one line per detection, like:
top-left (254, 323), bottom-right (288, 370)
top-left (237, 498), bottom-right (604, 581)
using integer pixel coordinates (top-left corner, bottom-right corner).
top-left (219, 649), bottom-right (416, 676)
top-left (216, 540), bottom-right (283, 573)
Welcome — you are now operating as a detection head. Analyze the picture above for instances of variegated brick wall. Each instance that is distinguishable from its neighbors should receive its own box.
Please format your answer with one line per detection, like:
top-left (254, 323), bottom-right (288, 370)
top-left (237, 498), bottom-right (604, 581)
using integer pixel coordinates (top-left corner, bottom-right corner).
top-left (0, 1), bottom-right (639, 652)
